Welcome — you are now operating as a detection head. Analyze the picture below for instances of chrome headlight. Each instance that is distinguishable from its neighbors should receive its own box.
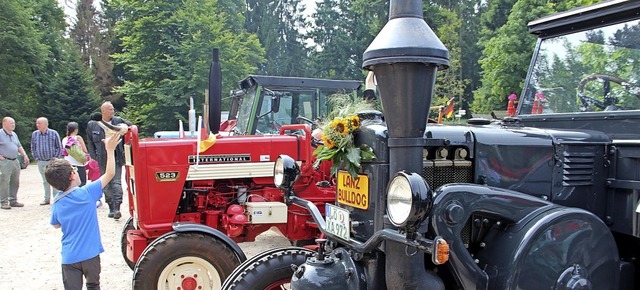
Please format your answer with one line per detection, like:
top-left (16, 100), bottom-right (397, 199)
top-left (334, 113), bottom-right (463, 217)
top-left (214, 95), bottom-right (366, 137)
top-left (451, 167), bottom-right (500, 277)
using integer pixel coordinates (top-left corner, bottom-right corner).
top-left (386, 171), bottom-right (432, 229)
top-left (274, 155), bottom-right (300, 189)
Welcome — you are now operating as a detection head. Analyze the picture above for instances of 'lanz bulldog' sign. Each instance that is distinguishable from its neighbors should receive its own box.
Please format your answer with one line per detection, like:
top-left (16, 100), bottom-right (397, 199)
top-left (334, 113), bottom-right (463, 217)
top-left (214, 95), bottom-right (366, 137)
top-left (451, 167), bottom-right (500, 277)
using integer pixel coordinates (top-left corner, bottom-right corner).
top-left (189, 154), bottom-right (251, 164)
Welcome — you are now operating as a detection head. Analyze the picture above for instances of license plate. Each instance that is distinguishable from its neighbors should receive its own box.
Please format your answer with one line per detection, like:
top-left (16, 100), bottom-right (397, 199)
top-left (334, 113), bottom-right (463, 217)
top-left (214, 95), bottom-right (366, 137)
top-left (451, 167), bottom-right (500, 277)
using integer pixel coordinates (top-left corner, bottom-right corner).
top-left (325, 203), bottom-right (350, 241)
top-left (337, 171), bottom-right (369, 210)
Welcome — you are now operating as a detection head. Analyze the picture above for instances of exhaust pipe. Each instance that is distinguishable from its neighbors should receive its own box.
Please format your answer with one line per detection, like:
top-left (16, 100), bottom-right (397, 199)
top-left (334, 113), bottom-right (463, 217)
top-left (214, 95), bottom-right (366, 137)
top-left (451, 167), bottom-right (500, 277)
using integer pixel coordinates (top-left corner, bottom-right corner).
top-left (208, 48), bottom-right (222, 134)
top-left (362, 0), bottom-right (448, 288)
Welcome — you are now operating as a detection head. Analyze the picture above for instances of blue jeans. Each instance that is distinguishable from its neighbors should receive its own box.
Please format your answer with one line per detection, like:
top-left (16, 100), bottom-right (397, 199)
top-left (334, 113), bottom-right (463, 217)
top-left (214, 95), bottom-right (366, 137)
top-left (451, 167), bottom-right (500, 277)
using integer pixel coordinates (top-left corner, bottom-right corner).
top-left (0, 159), bottom-right (20, 204)
top-left (38, 160), bottom-right (54, 203)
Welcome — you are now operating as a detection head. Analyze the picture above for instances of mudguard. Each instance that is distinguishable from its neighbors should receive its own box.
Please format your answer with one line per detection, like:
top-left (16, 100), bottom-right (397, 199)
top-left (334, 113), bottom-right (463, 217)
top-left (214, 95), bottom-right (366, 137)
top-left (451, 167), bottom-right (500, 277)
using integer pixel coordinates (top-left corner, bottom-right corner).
top-left (430, 184), bottom-right (619, 289)
top-left (478, 207), bottom-right (619, 290)
top-left (173, 222), bottom-right (247, 262)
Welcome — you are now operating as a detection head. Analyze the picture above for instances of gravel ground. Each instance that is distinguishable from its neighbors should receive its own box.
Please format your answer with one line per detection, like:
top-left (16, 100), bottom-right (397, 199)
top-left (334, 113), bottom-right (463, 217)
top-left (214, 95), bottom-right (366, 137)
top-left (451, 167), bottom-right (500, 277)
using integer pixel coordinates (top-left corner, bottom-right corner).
top-left (0, 165), bottom-right (289, 290)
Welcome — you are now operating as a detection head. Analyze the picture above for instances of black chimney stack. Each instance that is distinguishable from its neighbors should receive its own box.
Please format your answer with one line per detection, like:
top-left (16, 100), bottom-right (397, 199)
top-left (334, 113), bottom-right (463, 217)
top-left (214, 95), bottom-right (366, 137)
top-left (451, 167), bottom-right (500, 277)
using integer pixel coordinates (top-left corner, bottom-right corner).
top-left (209, 48), bottom-right (222, 134)
top-left (362, 0), bottom-right (448, 288)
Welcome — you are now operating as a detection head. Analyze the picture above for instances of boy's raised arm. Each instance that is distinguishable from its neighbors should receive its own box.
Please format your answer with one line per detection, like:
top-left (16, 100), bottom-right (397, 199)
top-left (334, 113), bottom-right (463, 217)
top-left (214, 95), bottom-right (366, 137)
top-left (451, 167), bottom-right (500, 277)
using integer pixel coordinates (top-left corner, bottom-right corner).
top-left (99, 134), bottom-right (121, 189)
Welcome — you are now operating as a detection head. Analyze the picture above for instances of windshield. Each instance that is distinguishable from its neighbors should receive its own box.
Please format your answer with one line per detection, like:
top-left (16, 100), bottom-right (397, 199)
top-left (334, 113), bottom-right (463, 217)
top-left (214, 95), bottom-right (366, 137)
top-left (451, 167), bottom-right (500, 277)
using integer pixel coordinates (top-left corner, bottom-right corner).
top-left (256, 89), bottom-right (315, 134)
top-left (521, 19), bottom-right (640, 115)
top-left (234, 85), bottom-right (317, 135)
top-left (235, 85), bottom-right (257, 134)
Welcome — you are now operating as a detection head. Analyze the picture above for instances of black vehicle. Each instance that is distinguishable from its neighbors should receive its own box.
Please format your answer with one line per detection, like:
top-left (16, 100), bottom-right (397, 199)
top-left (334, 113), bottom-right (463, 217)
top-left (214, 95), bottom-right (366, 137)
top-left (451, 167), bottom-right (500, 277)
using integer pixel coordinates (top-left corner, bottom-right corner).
top-left (223, 0), bottom-right (640, 289)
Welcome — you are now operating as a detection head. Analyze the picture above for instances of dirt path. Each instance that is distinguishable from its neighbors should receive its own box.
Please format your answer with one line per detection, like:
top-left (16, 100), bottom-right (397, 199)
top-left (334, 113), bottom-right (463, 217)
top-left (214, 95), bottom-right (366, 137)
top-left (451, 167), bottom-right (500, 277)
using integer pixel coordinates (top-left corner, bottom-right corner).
top-left (0, 165), bottom-right (289, 290)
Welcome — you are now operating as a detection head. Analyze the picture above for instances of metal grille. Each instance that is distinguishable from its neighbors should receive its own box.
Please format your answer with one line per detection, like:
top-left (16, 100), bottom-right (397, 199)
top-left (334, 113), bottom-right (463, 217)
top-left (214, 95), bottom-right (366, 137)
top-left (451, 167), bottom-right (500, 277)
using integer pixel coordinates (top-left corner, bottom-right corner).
top-left (562, 149), bottom-right (595, 186)
top-left (422, 160), bottom-right (473, 189)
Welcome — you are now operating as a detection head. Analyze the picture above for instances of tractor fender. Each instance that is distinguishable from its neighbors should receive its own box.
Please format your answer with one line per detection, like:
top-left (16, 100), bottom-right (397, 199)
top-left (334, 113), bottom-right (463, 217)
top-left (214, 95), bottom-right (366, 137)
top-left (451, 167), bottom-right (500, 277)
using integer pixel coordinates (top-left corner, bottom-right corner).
top-left (477, 206), bottom-right (619, 289)
top-left (172, 222), bottom-right (247, 262)
top-left (430, 184), bottom-right (619, 290)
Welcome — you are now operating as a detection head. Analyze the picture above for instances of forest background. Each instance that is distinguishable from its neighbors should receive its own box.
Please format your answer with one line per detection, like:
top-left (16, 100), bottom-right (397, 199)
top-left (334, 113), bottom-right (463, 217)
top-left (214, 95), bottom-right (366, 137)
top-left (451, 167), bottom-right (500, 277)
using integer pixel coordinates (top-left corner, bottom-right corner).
top-left (1, 0), bottom-right (600, 157)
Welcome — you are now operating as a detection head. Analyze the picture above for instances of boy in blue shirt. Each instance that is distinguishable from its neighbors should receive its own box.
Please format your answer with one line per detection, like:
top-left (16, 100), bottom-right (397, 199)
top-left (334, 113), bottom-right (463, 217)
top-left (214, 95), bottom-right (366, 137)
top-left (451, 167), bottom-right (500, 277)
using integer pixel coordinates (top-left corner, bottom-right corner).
top-left (45, 133), bottom-right (120, 290)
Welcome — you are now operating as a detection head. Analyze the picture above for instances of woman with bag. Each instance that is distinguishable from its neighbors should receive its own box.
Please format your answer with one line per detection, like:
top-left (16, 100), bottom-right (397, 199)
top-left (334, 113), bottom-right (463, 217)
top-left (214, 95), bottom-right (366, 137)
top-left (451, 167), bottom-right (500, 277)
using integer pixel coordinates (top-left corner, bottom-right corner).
top-left (62, 122), bottom-right (89, 186)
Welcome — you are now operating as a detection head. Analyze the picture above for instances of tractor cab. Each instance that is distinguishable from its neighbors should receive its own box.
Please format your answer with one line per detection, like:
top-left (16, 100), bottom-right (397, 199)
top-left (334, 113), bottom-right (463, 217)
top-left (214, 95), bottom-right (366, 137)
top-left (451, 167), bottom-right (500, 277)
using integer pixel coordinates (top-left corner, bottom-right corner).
top-left (519, 3), bottom-right (640, 116)
top-left (221, 75), bottom-right (361, 135)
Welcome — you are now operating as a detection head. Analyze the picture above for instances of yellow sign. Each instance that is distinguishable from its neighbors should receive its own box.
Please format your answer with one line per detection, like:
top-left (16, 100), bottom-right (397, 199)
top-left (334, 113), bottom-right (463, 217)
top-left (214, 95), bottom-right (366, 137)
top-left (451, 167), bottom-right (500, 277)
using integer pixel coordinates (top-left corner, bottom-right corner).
top-left (337, 171), bottom-right (369, 210)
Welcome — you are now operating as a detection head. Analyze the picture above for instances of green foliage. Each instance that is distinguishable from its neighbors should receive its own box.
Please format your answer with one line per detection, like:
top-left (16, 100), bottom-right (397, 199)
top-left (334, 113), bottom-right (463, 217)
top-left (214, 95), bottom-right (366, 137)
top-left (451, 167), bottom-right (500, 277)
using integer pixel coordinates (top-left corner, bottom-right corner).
top-left (245, 0), bottom-right (309, 76)
top-left (423, 4), bottom-right (468, 117)
top-left (40, 42), bottom-right (102, 136)
top-left (111, 0), bottom-right (265, 135)
top-left (0, 0), bottom-right (77, 155)
top-left (307, 0), bottom-right (386, 80)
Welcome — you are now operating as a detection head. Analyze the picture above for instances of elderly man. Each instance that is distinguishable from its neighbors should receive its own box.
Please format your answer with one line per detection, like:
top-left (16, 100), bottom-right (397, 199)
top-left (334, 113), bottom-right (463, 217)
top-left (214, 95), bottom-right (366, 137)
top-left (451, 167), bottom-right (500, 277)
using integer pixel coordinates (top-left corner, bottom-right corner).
top-left (31, 117), bottom-right (62, 205)
top-left (87, 102), bottom-right (131, 219)
top-left (0, 117), bottom-right (29, 209)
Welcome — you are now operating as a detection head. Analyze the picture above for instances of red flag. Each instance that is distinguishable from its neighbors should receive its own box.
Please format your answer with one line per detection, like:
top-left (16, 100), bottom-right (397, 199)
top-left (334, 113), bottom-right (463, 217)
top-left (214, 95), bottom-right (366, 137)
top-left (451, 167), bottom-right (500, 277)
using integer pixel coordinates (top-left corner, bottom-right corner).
top-left (444, 97), bottom-right (455, 118)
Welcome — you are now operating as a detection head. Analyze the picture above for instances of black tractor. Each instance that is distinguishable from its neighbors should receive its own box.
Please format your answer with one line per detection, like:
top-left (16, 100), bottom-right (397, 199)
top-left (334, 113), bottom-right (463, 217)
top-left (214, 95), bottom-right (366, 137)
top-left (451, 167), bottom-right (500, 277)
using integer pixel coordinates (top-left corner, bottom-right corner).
top-left (223, 0), bottom-right (640, 289)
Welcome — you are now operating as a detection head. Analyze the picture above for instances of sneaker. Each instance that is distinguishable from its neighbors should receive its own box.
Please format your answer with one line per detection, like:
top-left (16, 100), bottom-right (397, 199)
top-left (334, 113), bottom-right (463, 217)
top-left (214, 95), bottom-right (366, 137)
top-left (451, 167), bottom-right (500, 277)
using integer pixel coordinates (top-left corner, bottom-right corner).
top-left (40, 201), bottom-right (50, 205)
top-left (9, 202), bottom-right (24, 207)
top-left (113, 211), bottom-right (122, 220)
top-left (1, 204), bottom-right (10, 210)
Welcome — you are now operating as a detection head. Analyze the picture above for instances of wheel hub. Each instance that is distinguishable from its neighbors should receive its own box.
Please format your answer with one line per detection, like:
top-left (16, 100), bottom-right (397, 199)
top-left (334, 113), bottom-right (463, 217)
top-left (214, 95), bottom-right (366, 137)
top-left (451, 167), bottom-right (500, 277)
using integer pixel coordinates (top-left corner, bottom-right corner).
top-left (181, 275), bottom-right (197, 290)
top-left (158, 256), bottom-right (220, 290)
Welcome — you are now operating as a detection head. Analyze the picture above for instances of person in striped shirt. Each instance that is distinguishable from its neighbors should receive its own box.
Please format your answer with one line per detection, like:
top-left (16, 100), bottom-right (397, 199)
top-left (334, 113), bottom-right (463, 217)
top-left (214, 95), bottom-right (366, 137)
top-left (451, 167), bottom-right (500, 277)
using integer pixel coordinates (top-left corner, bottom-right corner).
top-left (31, 117), bottom-right (62, 205)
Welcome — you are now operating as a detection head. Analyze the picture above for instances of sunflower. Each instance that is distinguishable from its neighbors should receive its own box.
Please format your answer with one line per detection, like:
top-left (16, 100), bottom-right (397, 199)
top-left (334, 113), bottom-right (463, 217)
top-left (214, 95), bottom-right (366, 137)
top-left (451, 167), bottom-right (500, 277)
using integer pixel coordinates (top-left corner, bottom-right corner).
top-left (321, 134), bottom-right (335, 149)
top-left (334, 119), bottom-right (349, 136)
top-left (349, 115), bottom-right (360, 129)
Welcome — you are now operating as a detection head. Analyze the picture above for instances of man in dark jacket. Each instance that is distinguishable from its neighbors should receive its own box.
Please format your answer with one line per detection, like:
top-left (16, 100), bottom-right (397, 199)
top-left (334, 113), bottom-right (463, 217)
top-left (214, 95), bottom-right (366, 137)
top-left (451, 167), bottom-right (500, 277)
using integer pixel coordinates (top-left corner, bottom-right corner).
top-left (87, 101), bottom-right (131, 219)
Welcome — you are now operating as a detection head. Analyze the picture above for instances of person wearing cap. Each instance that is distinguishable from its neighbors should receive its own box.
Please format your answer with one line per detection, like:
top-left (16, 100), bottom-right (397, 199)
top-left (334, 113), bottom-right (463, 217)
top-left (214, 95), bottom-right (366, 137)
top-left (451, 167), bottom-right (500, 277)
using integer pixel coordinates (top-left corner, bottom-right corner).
top-left (31, 117), bottom-right (63, 205)
top-left (0, 117), bottom-right (29, 209)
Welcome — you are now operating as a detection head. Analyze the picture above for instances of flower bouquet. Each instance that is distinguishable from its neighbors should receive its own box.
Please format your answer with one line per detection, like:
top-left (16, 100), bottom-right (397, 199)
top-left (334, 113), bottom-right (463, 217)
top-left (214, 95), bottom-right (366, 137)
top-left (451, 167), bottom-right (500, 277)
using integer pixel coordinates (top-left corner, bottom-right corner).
top-left (313, 113), bottom-right (377, 179)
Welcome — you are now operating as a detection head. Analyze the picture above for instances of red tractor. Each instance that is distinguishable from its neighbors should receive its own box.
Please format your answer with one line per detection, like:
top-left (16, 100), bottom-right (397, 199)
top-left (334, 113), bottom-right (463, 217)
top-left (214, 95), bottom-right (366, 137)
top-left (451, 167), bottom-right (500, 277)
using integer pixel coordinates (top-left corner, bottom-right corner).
top-left (120, 52), bottom-right (361, 289)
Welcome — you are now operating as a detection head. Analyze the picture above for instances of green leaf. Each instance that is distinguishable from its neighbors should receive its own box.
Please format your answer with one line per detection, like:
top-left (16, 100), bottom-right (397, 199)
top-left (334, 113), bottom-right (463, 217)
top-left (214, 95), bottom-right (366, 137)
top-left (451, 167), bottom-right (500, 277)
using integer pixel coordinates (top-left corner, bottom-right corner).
top-left (346, 147), bottom-right (361, 168)
top-left (360, 145), bottom-right (377, 161)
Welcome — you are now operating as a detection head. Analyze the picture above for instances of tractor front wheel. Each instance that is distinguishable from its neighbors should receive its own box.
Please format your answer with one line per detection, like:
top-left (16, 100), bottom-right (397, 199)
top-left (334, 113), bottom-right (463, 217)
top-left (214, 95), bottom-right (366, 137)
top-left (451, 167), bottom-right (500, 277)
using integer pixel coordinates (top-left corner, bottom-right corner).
top-left (120, 217), bottom-right (135, 270)
top-left (132, 232), bottom-right (243, 290)
top-left (222, 247), bottom-right (314, 290)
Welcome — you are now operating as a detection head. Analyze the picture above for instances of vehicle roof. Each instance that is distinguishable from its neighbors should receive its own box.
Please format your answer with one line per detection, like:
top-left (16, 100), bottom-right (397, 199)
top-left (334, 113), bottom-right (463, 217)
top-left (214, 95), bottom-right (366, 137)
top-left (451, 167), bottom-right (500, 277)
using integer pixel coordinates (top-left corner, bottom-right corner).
top-left (528, 0), bottom-right (640, 38)
top-left (239, 75), bottom-right (362, 90)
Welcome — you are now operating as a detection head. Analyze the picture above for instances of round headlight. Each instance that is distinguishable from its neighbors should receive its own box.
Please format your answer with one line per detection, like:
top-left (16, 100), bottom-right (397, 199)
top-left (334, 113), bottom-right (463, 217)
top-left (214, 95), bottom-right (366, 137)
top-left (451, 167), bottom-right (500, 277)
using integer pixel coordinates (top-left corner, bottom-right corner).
top-left (386, 171), bottom-right (432, 229)
top-left (273, 155), bottom-right (300, 189)
top-left (274, 157), bottom-right (285, 187)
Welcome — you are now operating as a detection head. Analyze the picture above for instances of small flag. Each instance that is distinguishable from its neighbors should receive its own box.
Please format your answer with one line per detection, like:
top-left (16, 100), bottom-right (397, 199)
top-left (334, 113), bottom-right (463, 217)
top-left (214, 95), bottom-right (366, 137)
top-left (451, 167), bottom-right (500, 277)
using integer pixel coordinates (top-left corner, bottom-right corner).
top-left (197, 116), bottom-right (217, 153)
top-left (444, 97), bottom-right (455, 118)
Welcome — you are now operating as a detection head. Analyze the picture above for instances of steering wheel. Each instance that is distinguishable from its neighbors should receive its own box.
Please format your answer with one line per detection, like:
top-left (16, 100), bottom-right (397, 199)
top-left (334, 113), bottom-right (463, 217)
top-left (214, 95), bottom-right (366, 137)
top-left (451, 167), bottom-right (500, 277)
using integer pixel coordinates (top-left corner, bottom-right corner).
top-left (577, 74), bottom-right (640, 111)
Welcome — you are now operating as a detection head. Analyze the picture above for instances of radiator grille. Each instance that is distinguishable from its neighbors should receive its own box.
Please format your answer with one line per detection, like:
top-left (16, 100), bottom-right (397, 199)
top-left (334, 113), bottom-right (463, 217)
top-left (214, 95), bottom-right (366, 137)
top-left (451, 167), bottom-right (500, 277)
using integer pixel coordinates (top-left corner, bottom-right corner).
top-left (562, 150), bottom-right (595, 186)
top-left (422, 160), bottom-right (473, 189)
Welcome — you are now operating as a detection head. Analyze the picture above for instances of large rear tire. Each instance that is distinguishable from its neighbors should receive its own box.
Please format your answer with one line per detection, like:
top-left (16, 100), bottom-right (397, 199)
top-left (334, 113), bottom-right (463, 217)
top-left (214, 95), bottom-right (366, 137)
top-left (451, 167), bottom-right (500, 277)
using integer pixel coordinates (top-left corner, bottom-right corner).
top-left (120, 217), bottom-right (135, 270)
top-left (222, 247), bottom-right (314, 290)
top-left (132, 232), bottom-right (243, 290)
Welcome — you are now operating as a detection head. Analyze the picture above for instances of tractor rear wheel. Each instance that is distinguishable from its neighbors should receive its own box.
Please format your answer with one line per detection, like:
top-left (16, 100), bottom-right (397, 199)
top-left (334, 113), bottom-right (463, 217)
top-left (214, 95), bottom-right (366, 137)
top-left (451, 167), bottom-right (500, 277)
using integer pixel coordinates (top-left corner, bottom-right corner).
top-left (222, 247), bottom-right (314, 290)
top-left (120, 217), bottom-right (135, 270)
top-left (132, 232), bottom-right (242, 290)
